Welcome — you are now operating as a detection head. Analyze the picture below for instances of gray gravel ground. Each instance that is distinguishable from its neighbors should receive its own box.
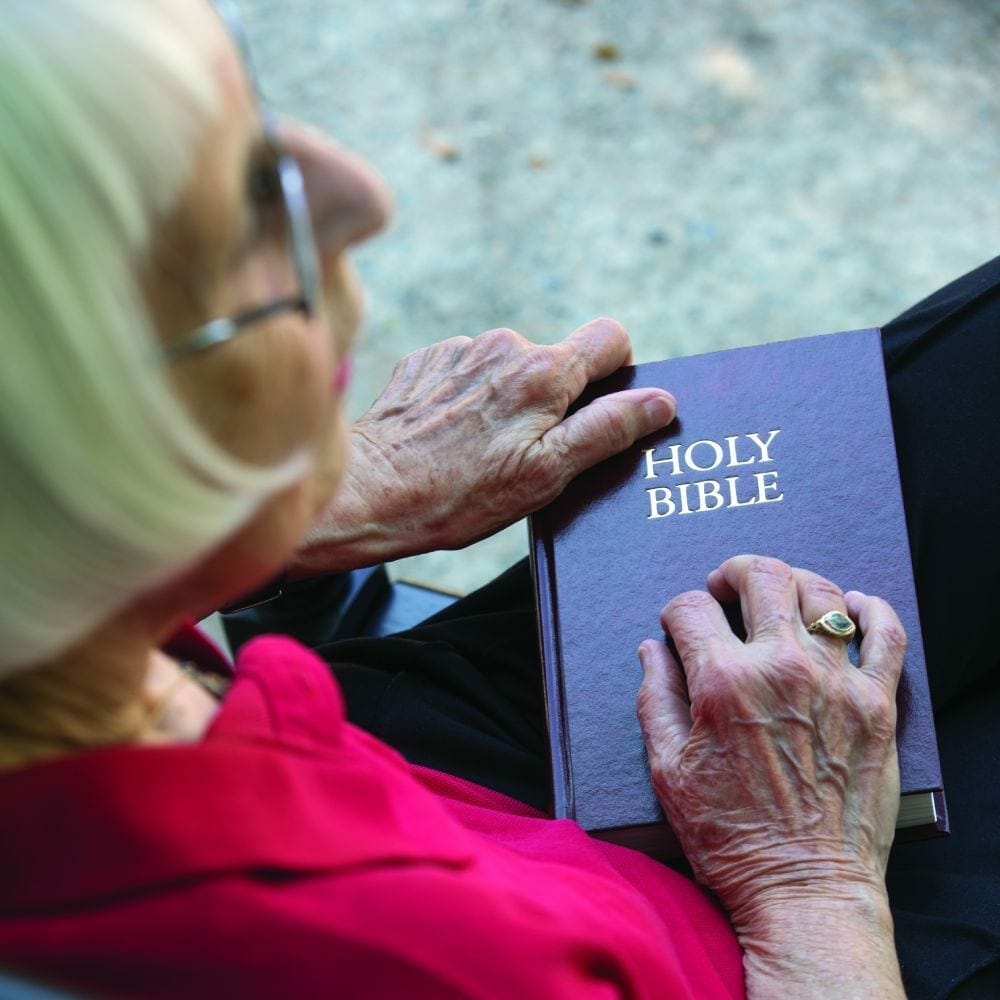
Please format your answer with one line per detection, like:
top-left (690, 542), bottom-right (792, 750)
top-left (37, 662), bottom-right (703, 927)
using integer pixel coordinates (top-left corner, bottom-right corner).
top-left (239, 0), bottom-right (1000, 595)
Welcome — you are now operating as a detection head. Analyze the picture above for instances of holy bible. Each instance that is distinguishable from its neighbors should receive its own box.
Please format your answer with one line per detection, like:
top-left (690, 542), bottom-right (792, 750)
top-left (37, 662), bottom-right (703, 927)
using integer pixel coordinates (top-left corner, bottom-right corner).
top-left (530, 328), bottom-right (947, 859)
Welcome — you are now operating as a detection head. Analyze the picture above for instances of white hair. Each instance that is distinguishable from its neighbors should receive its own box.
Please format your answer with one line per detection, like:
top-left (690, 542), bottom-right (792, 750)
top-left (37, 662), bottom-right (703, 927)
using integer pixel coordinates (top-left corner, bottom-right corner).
top-left (0, 0), bottom-right (308, 675)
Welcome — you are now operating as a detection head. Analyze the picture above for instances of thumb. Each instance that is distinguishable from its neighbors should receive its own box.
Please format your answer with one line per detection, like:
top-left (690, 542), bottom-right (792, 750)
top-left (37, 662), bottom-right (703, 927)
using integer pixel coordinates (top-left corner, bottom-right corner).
top-left (636, 639), bottom-right (692, 768)
top-left (547, 388), bottom-right (676, 479)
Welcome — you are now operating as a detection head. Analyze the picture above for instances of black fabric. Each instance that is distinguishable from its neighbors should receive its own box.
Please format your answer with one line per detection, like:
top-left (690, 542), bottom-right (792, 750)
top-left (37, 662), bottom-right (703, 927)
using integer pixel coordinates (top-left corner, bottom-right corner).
top-left (882, 255), bottom-right (1000, 713)
top-left (879, 256), bottom-right (1000, 999)
top-left (316, 560), bottom-right (549, 810)
top-left (888, 685), bottom-right (1000, 1000)
top-left (316, 255), bottom-right (1000, 999)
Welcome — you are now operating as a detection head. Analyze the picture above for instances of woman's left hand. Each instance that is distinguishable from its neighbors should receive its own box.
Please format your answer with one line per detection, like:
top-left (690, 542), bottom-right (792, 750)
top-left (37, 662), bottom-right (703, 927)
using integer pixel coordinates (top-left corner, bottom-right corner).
top-left (637, 555), bottom-right (904, 919)
top-left (636, 555), bottom-right (906, 996)
top-left (291, 318), bottom-right (675, 575)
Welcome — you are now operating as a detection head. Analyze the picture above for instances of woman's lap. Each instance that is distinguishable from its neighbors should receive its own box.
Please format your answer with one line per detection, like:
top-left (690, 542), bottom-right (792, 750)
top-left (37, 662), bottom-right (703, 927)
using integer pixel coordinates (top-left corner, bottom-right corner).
top-left (319, 255), bottom-right (1000, 999)
top-left (318, 560), bottom-right (549, 809)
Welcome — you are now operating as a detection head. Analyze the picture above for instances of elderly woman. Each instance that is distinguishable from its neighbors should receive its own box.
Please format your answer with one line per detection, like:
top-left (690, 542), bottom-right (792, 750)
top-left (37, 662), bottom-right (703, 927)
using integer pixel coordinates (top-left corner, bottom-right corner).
top-left (1, 1), bottom-right (998, 997)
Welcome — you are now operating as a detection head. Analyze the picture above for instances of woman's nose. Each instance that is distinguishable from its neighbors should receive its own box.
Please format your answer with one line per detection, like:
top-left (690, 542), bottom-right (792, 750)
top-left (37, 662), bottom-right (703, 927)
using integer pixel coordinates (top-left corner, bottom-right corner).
top-left (279, 120), bottom-right (392, 264)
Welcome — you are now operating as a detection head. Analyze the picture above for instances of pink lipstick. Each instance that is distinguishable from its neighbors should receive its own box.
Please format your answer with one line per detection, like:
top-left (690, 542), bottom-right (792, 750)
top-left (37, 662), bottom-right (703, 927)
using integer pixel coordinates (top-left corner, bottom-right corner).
top-left (332, 357), bottom-right (353, 395)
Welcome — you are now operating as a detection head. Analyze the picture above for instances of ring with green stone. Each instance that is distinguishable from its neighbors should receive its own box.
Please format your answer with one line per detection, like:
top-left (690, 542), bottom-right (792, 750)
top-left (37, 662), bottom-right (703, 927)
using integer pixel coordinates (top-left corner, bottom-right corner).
top-left (805, 610), bottom-right (857, 641)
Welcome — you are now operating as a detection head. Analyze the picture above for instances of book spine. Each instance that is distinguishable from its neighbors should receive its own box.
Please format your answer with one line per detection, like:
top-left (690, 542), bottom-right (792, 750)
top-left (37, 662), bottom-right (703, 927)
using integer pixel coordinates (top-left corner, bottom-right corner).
top-left (529, 515), bottom-right (575, 821)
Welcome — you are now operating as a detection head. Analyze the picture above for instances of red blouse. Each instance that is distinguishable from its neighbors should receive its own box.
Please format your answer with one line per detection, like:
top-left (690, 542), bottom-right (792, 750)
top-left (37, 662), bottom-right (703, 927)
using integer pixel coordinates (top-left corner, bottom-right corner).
top-left (0, 636), bottom-right (744, 999)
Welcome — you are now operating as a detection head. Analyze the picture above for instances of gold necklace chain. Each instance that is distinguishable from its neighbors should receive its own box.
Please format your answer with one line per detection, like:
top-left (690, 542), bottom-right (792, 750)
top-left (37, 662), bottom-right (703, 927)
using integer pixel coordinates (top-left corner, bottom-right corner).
top-left (176, 662), bottom-right (232, 698)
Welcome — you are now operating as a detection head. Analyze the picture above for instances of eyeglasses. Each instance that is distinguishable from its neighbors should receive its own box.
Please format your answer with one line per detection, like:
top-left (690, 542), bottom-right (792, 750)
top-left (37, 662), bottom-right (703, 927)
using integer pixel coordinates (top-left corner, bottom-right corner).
top-left (159, 1), bottom-right (321, 362)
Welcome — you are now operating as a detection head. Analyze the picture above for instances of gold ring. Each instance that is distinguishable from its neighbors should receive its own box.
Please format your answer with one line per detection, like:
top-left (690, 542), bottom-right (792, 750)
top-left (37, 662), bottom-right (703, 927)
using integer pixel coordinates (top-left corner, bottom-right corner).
top-left (806, 610), bottom-right (856, 641)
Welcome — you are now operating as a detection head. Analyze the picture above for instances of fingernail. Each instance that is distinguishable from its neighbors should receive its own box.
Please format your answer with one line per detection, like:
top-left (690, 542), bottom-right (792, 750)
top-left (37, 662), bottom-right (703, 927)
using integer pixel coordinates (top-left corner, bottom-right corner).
top-left (637, 643), bottom-right (649, 670)
top-left (644, 393), bottom-right (676, 425)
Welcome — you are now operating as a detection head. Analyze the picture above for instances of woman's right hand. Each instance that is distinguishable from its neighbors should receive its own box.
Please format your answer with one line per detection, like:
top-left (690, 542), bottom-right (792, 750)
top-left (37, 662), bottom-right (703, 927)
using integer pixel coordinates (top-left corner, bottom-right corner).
top-left (637, 555), bottom-right (906, 997)
top-left (290, 318), bottom-right (675, 577)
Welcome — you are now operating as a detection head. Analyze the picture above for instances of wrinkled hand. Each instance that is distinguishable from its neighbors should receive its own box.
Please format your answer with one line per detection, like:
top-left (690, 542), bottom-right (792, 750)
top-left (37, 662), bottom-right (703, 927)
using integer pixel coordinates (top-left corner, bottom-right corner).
top-left (292, 318), bottom-right (675, 575)
top-left (637, 555), bottom-right (904, 934)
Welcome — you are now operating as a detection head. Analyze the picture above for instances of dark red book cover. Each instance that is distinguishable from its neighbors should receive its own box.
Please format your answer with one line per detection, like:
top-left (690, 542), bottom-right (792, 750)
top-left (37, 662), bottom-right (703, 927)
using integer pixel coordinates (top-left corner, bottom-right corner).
top-left (530, 329), bottom-right (947, 858)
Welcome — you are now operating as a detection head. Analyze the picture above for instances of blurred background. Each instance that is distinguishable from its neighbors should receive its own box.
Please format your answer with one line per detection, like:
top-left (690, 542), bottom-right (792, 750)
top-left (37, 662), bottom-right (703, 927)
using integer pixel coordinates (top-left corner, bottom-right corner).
top-left (239, 0), bottom-right (999, 594)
